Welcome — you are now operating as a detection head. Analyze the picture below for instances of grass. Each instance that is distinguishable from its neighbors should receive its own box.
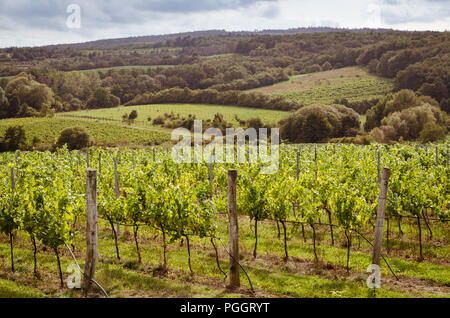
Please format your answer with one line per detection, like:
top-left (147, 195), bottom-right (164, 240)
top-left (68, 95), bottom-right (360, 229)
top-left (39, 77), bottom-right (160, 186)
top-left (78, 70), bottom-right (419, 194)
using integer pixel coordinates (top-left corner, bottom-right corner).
top-left (249, 67), bottom-right (393, 105)
top-left (0, 278), bottom-right (47, 298)
top-left (59, 104), bottom-right (290, 127)
top-left (0, 117), bottom-right (171, 147)
top-left (0, 210), bottom-right (447, 298)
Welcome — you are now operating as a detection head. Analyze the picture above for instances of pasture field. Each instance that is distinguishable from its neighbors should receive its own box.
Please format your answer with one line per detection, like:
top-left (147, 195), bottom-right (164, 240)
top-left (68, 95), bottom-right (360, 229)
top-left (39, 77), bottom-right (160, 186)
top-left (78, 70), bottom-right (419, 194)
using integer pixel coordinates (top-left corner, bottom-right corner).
top-left (59, 104), bottom-right (290, 126)
top-left (249, 67), bottom-right (393, 104)
top-left (0, 145), bottom-right (448, 298)
top-left (0, 117), bottom-right (171, 147)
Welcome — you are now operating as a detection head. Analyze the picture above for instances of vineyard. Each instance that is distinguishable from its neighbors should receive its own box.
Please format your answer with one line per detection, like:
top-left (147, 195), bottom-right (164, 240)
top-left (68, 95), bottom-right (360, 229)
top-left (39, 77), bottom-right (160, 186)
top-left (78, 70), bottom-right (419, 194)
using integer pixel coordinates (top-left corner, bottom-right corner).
top-left (0, 144), bottom-right (449, 298)
top-left (249, 67), bottom-right (393, 105)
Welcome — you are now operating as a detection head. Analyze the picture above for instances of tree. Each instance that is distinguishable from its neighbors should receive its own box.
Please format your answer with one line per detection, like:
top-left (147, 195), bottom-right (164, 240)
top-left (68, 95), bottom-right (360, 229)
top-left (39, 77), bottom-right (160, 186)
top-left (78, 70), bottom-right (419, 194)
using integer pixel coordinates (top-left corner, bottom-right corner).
top-left (129, 110), bottom-right (138, 120)
top-left (1, 125), bottom-right (27, 151)
top-left (302, 112), bottom-right (333, 142)
top-left (419, 122), bottom-right (447, 143)
top-left (56, 126), bottom-right (91, 150)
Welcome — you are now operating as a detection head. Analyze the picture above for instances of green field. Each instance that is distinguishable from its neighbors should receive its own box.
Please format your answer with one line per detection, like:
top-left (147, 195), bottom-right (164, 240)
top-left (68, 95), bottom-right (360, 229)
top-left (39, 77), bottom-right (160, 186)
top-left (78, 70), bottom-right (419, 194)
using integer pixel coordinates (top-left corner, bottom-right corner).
top-left (59, 104), bottom-right (290, 126)
top-left (0, 117), bottom-right (170, 147)
top-left (250, 67), bottom-right (393, 104)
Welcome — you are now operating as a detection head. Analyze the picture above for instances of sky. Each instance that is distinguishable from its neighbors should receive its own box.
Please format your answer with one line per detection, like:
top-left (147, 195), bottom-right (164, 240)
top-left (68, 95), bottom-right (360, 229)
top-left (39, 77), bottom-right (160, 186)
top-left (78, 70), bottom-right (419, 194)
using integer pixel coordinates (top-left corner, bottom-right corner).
top-left (0, 0), bottom-right (449, 48)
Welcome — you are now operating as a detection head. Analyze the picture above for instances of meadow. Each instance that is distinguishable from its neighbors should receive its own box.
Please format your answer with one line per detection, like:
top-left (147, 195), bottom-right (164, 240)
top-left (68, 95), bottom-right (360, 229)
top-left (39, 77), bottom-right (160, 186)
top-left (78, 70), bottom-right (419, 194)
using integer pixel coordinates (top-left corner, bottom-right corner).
top-left (59, 104), bottom-right (290, 127)
top-left (249, 67), bottom-right (393, 104)
top-left (0, 117), bottom-right (171, 147)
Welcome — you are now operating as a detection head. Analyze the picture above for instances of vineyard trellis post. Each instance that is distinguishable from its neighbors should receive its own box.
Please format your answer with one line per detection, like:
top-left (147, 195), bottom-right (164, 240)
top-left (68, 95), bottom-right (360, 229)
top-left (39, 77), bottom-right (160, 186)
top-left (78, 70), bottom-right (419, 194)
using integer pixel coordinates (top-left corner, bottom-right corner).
top-left (377, 151), bottom-right (381, 184)
top-left (98, 153), bottom-right (102, 175)
top-left (447, 148), bottom-right (449, 169)
top-left (209, 155), bottom-right (213, 199)
top-left (114, 158), bottom-right (120, 236)
top-left (87, 150), bottom-right (90, 168)
top-left (227, 169), bottom-right (240, 289)
top-left (78, 150), bottom-right (81, 165)
top-left (84, 168), bottom-right (98, 292)
top-left (372, 167), bottom-right (391, 266)
top-left (435, 146), bottom-right (438, 167)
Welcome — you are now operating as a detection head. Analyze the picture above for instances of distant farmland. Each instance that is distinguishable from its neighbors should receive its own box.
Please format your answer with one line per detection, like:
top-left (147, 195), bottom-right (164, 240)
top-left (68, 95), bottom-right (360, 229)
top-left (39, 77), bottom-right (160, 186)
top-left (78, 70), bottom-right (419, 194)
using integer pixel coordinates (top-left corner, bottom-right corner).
top-left (249, 66), bottom-right (393, 104)
top-left (60, 103), bottom-right (290, 126)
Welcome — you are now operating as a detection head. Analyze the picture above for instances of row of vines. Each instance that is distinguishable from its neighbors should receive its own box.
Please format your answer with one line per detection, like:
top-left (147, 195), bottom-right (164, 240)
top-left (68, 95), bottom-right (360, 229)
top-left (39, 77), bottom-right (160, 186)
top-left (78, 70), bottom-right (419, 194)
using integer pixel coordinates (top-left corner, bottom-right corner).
top-left (0, 143), bottom-right (448, 289)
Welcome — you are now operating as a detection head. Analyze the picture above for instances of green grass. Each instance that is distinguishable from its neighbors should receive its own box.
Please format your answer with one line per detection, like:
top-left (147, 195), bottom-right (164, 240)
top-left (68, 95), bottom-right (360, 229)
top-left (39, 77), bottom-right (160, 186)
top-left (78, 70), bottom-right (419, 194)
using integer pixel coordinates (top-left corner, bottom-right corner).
top-left (0, 278), bottom-right (47, 298)
top-left (0, 117), bottom-right (171, 147)
top-left (60, 104), bottom-right (290, 126)
top-left (250, 66), bottom-right (393, 105)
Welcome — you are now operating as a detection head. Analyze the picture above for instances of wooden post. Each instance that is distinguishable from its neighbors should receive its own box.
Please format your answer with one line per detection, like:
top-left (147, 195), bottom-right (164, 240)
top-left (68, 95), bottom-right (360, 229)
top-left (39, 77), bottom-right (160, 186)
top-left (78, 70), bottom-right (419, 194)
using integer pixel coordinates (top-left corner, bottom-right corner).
top-left (377, 152), bottom-right (381, 184)
top-left (132, 151), bottom-right (135, 169)
top-left (227, 170), bottom-right (240, 289)
top-left (153, 147), bottom-right (156, 162)
top-left (98, 153), bottom-right (101, 175)
top-left (114, 158), bottom-right (120, 236)
top-left (10, 161), bottom-right (14, 191)
top-left (296, 152), bottom-right (299, 181)
top-left (84, 169), bottom-right (98, 291)
top-left (86, 150), bottom-right (90, 168)
top-left (78, 150), bottom-right (81, 165)
top-left (447, 148), bottom-right (449, 169)
top-left (209, 156), bottom-right (213, 199)
top-left (372, 167), bottom-right (391, 266)
top-left (435, 146), bottom-right (438, 167)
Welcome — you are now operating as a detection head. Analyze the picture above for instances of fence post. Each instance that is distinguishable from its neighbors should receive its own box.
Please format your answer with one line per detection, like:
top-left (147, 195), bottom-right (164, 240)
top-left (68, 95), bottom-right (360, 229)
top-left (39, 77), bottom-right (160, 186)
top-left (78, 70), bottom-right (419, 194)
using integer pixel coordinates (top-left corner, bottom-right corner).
top-left (84, 168), bottom-right (98, 292)
top-left (132, 151), bottom-right (135, 169)
top-left (372, 167), bottom-right (391, 266)
top-left (153, 147), bottom-right (156, 162)
top-left (78, 150), bottom-right (81, 165)
top-left (87, 150), bottom-right (90, 168)
top-left (227, 169), bottom-right (240, 289)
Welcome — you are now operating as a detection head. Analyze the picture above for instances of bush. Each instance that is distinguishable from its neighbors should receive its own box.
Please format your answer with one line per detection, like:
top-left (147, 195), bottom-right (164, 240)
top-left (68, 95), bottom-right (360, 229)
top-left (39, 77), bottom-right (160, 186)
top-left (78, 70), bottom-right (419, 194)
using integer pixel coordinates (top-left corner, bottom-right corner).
top-left (280, 104), bottom-right (360, 143)
top-left (153, 116), bottom-right (165, 125)
top-left (56, 126), bottom-right (91, 150)
top-left (0, 125), bottom-right (27, 152)
top-left (419, 122), bottom-right (447, 143)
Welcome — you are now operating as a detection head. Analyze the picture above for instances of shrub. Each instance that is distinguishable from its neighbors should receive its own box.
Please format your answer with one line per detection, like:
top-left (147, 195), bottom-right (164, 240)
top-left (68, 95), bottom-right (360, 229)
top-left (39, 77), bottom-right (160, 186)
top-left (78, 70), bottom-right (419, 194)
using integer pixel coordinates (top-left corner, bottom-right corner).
top-left (56, 126), bottom-right (91, 150)
top-left (280, 104), bottom-right (360, 143)
top-left (153, 116), bottom-right (165, 125)
top-left (0, 125), bottom-right (27, 151)
top-left (419, 122), bottom-right (447, 143)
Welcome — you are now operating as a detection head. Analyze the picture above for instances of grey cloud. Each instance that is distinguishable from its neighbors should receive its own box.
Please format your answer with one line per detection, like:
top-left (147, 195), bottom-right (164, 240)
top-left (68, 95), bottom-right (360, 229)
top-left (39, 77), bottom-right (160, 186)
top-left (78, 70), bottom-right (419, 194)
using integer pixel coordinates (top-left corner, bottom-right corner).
top-left (0, 0), bottom-right (277, 31)
top-left (377, 0), bottom-right (450, 24)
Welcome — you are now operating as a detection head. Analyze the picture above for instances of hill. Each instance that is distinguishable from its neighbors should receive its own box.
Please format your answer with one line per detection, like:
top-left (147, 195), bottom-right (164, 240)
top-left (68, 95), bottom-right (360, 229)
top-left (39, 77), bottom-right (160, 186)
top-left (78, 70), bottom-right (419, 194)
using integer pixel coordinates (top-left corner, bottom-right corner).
top-left (249, 66), bottom-right (393, 105)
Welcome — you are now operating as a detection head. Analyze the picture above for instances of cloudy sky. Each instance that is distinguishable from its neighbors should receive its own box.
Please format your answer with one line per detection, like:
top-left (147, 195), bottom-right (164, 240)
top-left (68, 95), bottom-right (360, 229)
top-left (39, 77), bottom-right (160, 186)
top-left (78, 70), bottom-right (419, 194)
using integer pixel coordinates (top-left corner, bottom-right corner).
top-left (0, 0), bottom-right (449, 48)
